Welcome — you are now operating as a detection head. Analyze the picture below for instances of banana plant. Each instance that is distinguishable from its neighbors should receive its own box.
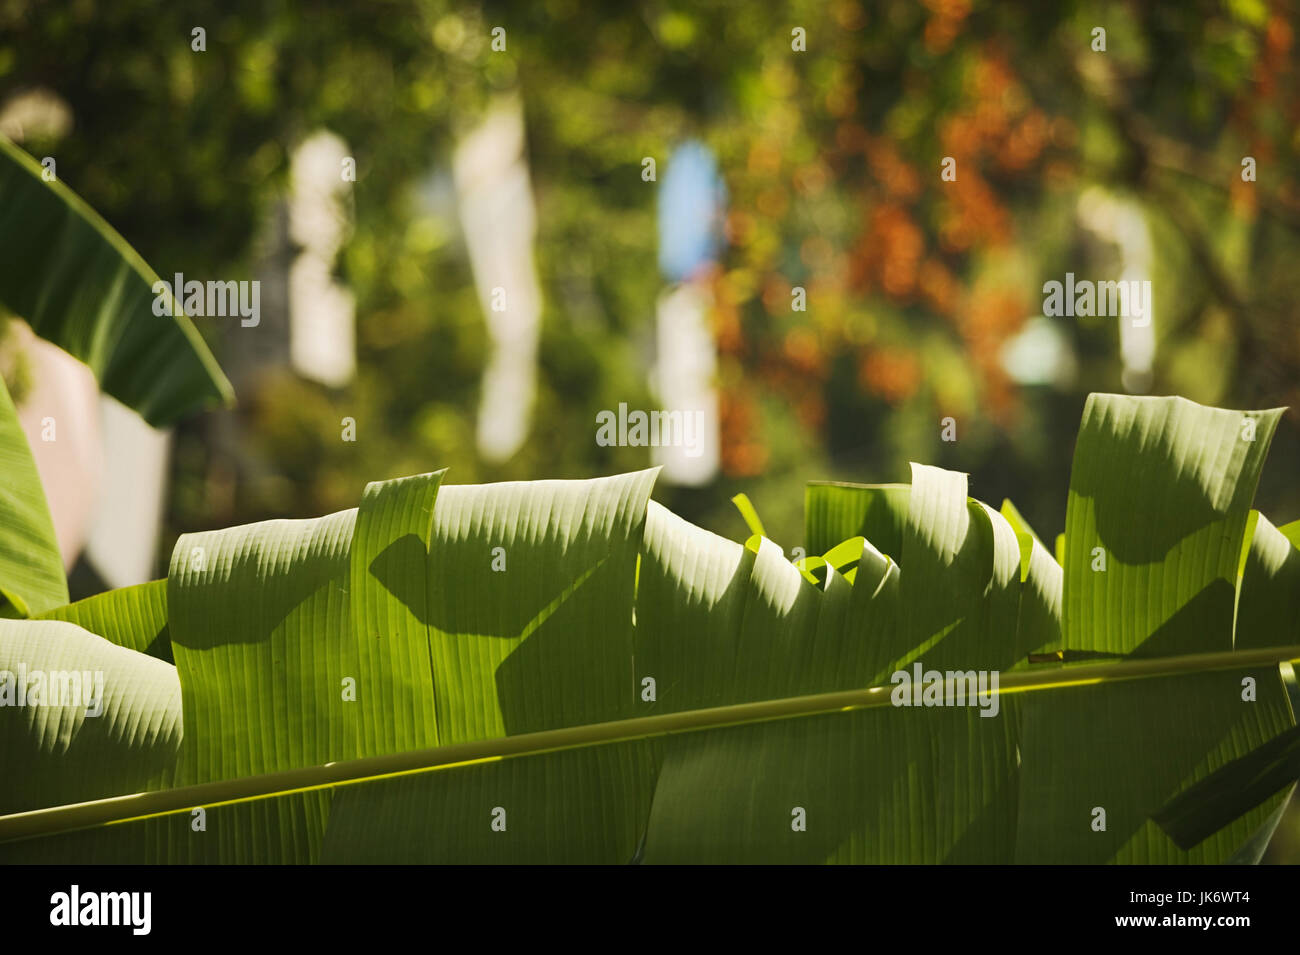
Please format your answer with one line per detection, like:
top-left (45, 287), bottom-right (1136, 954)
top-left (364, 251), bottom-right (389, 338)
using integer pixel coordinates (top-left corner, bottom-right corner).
top-left (0, 382), bottom-right (1297, 863)
top-left (0, 136), bottom-right (232, 427)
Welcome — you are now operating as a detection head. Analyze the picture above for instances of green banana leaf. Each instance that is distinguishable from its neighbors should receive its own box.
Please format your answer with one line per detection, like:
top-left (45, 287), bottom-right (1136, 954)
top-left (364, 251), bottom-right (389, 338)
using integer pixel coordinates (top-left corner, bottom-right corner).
top-left (1, 394), bottom-right (1298, 864)
top-left (1016, 394), bottom-right (1294, 863)
top-left (804, 481), bottom-right (910, 559)
top-left (0, 617), bottom-right (180, 814)
top-left (1237, 511), bottom-right (1300, 650)
top-left (325, 469), bottom-right (662, 863)
top-left (1000, 499), bottom-right (1063, 657)
top-left (1062, 394), bottom-right (1281, 657)
top-left (36, 579), bottom-right (170, 662)
top-left (638, 470), bottom-right (1019, 862)
top-left (0, 375), bottom-right (65, 617)
top-left (1154, 720), bottom-right (1300, 851)
top-left (0, 135), bottom-right (232, 427)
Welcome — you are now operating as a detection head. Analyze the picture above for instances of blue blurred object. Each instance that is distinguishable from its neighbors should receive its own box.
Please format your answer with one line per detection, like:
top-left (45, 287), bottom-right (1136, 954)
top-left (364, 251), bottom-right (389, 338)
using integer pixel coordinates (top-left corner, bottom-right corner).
top-left (657, 140), bottom-right (727, 282)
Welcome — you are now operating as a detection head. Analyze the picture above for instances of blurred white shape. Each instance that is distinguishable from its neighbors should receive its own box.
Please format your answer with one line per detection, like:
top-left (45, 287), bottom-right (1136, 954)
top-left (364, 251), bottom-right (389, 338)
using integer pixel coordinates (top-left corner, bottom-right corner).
top-left (453, 96), bottom-right (541, 463)
top-left (14, 327), bottom-right (101, 570)
top-left (13, 325), bottom-right (168, 585)
top-left (289, 252), bottom-right (355, 388)
top-left (0, 88), bottom-right (73, 142)
top-left (652, 140), bottom-right (724, 486)
top-left (85, 397), bottom-right (170, 589)
top-left (1001, 315), bottom-right (1077, 386)
top-left (651, 283), bottom-right (719, 485)
top-left (289, 130), bottom-right (355, 387)
top-left (1077, 187), bottom-right (1155, 393)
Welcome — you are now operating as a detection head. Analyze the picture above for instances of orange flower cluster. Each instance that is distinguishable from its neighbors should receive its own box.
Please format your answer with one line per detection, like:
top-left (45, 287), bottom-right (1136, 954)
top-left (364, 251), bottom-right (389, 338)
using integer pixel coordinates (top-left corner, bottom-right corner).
top-left (938, 169), bottom-right (1010, 252)
top-left (855, 202), bottom-right (925, 298)
top-left (714, 24), bottom-right (1062, 465)
top-left (1255, 11), bottom-right (1294, 102)
top-left (781, 326), bottom-right (826, 378)
top-left (710, 291), bottom-right (746, 357)
top-left (922, 0), bottom-right (972, 54)
top-left (1229, 10), bottom-right (1296, 218)
top-left (864, 136), bottom-right (922, 203)
top-left (956, 285), bottom-right (1027, 420)
top-left (718, 385), bottom-right (770, 477)
top-left (918, 257), bottom-right (961, 317)
top-left (937, 48), bottom-right (1052, 250)
top-left (857, 347), bottom-right (922, 404)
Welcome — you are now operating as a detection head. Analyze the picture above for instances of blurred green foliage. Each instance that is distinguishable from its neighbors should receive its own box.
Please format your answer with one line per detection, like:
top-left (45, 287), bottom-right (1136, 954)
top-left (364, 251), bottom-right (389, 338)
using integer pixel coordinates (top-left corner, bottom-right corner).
top-left (2, 0), bottom-right (1299, 862)
top-left (5, 0), bottom-right (1299, 542)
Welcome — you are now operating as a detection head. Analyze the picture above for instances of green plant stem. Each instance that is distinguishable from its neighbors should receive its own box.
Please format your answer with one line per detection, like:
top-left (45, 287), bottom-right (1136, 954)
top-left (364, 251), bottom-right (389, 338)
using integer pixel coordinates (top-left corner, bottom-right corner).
top-left (2, 642), bottom-right (1298, 845)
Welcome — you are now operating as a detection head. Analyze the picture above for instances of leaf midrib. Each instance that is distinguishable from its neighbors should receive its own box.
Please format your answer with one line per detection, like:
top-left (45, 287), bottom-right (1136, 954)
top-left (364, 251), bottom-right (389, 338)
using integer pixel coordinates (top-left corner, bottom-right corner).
top-left (2, 642), bottom-right (1297, 845)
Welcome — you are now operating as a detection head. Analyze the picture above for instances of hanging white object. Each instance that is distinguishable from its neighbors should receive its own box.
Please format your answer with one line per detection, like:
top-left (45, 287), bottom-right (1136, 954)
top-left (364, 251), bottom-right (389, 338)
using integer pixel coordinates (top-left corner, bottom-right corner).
top-left (289, 130), bottom-right (355, 388)
top-left (453, 96), bottom-right (542, 463)
top-left (1077, 187), bottom-right (1156, 394)
top-left (652, 283), bottom-right (719, 486)
top-left (85, 396), bottom-right (170, 589)
top-left (652, 140), bottom-right (725, 486)
top-left (13, 327), bottom-right (102, 571)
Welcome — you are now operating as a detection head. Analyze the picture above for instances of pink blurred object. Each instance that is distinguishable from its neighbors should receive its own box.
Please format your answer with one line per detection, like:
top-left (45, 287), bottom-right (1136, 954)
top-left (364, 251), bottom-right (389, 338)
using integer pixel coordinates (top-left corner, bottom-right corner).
top-left (11, 323), bottom-right (102, 571)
